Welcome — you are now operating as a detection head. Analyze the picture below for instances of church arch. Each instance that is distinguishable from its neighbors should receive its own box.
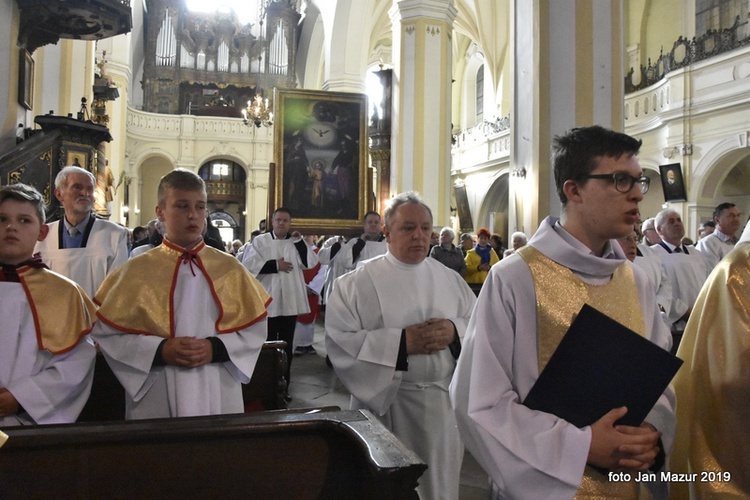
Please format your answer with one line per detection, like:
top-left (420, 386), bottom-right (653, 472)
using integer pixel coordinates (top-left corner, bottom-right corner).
top-left (692, 141), bottom-right (750, 217)
top-left (198, 159), bottom-right (248, 243)
top-left (477, 170), bottom-right (509, 239)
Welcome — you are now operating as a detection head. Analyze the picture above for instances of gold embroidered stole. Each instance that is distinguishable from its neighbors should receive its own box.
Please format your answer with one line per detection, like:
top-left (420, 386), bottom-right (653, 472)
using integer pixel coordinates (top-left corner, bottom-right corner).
top-left (95, 239), bottom-right (270, 338)
top-left (519, 246), bottom-right (645, 499)
top-left (18, 267), bottom-right (97, 353)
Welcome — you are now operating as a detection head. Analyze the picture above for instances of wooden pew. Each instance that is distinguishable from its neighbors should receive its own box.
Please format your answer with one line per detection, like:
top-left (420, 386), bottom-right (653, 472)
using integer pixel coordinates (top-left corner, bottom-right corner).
top-left (242, 340), bottom-right (288, 412)
top-left (1, 409), bottom-right (426, 499)
top-left (78, 340), bottom-right (289, 421)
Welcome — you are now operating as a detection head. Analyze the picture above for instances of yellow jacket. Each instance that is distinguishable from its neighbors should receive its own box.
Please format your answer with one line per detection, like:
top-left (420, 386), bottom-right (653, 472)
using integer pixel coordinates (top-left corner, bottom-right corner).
top-left (464, 247), bottom-right (499, 284)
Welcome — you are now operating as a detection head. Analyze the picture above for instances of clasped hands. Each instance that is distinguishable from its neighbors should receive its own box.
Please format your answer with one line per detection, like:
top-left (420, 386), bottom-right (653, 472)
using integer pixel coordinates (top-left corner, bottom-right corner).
top-left (587, 406), bottom-right (662, 471)
top-left (405, 318), bottom-right (456, 355)
top-left (161, 337), bottom-right (213, 368)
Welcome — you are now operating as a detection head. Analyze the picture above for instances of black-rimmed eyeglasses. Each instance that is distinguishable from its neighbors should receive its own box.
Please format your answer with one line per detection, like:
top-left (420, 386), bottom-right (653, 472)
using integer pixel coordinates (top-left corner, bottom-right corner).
top-left (580, 173), bottom-right (650, 195)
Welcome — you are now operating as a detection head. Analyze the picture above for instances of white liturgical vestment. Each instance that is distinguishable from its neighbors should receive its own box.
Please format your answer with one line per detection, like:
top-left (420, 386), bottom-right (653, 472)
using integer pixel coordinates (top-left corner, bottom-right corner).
top-left (650, 242), bottom-right (711, 325)
top-left (326, 252), bottom-right (476, 500)
top-left (242, 232), bottom-right (318, 317)
top-left (1, 270), bottom-right (96, 426)
top-left (695, 229), bottom-right (736, 268)
top-left (92, 241), bottom-right (268, 419)
top-left (450, 217), bottom-right (675, 500)
top-left (35, 217), bottom-right (128, 297)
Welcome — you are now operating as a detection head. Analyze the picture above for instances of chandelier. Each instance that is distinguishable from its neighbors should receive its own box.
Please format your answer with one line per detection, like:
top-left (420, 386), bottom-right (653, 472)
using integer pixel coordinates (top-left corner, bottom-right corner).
top-left (243, 95), bottom-right (273, 128)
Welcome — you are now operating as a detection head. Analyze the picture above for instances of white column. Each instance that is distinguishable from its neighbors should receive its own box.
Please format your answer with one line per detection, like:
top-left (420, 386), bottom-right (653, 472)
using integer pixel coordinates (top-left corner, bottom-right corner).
top-left (511, 0), bottom-right (625, 232)
top-left (390, 0), bottom-right (456, 224)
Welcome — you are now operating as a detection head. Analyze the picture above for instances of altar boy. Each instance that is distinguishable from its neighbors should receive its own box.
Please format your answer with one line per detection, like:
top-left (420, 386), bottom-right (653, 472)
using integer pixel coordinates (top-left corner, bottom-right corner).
top-left (92, 169), bottom-right (270, 419)
top-left (0, 183), bottom-right (96, 426)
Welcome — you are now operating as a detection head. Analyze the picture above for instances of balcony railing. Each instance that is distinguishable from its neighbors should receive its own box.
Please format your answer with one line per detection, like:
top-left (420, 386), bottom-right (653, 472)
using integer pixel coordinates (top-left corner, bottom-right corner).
top-left (625, 16), bottom-right (750, 93)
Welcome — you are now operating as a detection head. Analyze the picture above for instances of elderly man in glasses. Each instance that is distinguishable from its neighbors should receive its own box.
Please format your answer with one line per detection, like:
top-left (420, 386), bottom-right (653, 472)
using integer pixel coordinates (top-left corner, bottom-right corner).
top-left (452, 125), bottom-right (674, 499)
top-left (617, 227), bottom-right (676, 332)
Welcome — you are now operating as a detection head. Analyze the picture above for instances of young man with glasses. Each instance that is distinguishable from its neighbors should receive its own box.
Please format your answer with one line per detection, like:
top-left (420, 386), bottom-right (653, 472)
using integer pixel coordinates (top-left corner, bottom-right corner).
top-left (451, 125), bottom-right (675, 499)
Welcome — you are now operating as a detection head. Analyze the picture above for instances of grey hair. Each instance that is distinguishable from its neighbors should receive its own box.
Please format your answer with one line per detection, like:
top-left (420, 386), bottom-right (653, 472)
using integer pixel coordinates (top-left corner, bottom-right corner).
top-left (440, 226), bottom-right (455, 241)
top-left (655, 209), bottom-right (680, 234)
top-left (511, 231), bottom-right (527, 244)
top-left (641, 217), bottom-right (656, 233)
top-left (55, 166), bottom-right (95, 190)
top-left (384, 191), bottom-right (433, 228)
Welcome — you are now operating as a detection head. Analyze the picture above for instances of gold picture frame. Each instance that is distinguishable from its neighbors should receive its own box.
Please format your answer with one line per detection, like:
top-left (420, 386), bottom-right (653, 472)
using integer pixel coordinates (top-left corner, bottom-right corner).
top-left (454, 184), bottom-right (473, 232)
top-left (272, 88), bottom-right (371, 235)
top-left (18, 49), bottom-right (34, 110)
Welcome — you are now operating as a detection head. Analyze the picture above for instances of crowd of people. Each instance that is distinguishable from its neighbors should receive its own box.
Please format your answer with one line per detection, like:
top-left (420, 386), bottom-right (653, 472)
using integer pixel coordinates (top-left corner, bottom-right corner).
top-left (1, 125), bottom-right (748, 498)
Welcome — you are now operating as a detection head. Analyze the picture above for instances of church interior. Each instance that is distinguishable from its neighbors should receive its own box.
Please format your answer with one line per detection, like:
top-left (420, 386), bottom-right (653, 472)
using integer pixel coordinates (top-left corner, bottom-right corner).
top-left (1, 0), bottom-right (750, 497)
top-left (2, 0), bottom-right (749, 242)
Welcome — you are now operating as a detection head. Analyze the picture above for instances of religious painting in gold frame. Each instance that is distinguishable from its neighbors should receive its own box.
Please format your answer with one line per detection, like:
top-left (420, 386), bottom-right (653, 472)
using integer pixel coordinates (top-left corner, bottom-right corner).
top-left (272, 88), bottom-right (371, 235)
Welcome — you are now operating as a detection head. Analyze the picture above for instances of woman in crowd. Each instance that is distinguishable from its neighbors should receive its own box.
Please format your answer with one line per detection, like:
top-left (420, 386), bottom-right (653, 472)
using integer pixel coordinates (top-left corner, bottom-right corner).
top-left (464, 227), bottom-right (499, 284)
top-left (489, 233), bottom-right (505, 259)
top-left (430, 227), bottom-right (467, 277)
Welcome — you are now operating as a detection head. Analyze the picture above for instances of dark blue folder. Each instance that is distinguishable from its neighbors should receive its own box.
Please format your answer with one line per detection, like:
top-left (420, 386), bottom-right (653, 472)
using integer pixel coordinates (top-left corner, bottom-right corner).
top-left (523, 304), bottom-right (683, 428)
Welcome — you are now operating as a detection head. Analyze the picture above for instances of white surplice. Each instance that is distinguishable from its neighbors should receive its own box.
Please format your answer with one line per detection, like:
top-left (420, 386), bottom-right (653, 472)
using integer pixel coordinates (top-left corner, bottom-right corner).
top-left (695, 229), bottom-right (736, 268)
top-left (650, 242), bottom-right (711, 326)
top-left (450, 217), bottom-right (675, 500)
top-left (325, 252), bottom-right (476, 500)
top-left (633, 252), bottom-right (679, 326)
top-left (339, 237), bottom-right (387, 272)
top-left (35, 218), bottom-right (129, 298)
top-left (241, 232), bottom-right (318, 317)
top-left (91, 262), bottom-right (267, 419)
top-left (1, 282), bottom-right (96, 426)
top-left (317, 236), bottom-right (348, 305)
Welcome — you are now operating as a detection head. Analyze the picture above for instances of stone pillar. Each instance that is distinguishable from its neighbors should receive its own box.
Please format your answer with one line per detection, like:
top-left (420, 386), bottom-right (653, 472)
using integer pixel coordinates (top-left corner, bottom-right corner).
top-left (389, 0), bottom-right (456, 224)
top-left (510, 0), bottom-right (625, 233)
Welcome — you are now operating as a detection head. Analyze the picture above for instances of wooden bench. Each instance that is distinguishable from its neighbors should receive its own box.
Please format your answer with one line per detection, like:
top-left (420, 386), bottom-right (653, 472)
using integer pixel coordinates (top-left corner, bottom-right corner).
top-left (242, 340), bottom-right (288, 412)
top-left (1, 409), bottom-right (426, 499)
top-left (78, 340), bottom-right (289, 421)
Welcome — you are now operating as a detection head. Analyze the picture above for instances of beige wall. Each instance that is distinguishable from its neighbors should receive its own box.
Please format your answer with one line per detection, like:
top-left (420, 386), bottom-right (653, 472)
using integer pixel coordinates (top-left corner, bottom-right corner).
top-left (642, 0), bottom-right (687, 65)
top-left (137, 157), bottom-right (174, 226)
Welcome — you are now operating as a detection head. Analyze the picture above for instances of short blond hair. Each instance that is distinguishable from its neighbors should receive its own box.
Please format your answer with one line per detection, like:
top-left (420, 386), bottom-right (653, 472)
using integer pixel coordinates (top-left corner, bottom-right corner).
top-left (157, 168), bottom-right (206, 206)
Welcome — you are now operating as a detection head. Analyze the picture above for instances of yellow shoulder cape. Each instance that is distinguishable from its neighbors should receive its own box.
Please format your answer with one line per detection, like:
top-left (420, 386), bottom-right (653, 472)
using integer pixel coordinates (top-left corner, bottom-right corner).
top-left (18, 266), bottom-right (97, 354)
top-left (95, 239), bottom-right (270, 338)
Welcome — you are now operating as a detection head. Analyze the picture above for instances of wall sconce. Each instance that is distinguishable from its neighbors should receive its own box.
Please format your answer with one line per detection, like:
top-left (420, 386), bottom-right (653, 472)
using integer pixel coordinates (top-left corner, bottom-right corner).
top-left (511, 167), bottom-right (527, 178)
top-left (663, 144), bottom-right (693, 158)
top-left (663, 147), bottom-right (678, 159)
